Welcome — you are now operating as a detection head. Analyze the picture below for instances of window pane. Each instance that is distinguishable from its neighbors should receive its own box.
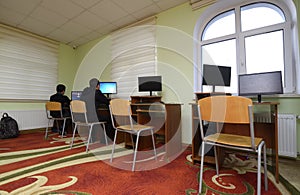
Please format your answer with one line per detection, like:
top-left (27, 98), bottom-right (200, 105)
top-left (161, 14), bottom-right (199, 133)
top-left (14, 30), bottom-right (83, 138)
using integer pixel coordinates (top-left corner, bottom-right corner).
top-left (202, 10), bottom-right (235, 40)
top-left (202, 39), bottom-right (237, 93)
top-left (241, 3), bottom-right (285, 31)
top-left (245, 30), bottom-right (284, 83)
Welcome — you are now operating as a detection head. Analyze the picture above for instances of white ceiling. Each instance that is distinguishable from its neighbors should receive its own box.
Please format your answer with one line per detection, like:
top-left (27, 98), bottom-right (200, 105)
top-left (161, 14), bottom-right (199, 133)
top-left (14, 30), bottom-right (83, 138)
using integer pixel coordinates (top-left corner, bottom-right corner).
top-left (0, 0), bottom-right (188, 47)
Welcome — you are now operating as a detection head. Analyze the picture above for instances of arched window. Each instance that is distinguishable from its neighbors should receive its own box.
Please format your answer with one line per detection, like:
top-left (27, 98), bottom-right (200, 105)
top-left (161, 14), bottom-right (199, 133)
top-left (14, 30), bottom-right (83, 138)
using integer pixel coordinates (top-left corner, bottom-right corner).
top-left (194, 0), bottom-right (299, 94)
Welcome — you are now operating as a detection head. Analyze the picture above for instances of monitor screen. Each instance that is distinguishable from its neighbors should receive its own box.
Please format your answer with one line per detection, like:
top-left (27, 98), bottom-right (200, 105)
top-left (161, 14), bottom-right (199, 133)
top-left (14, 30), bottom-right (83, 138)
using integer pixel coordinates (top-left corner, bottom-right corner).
top-left (138, 76), bottom-right (162, 96)
top-left (238, 71), bottom-right (283, 102)
top-left (71, 91), bottom-right (82, 100)
top-left (99, 82), bottom-right (117, 94)
top-left (202, 64), bottom-right (231, 87)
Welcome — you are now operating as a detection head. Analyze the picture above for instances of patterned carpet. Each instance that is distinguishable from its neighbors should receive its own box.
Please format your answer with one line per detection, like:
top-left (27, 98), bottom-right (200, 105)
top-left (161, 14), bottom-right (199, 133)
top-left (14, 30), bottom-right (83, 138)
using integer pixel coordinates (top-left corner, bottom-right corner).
top-left (0, 131), bottom-right (286, 194)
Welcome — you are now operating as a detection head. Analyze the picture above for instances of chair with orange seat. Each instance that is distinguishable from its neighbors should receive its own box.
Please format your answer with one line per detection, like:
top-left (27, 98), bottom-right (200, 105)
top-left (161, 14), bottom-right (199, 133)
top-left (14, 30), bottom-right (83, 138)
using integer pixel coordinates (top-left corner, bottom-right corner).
top-left (197, 96), bottom-right (268, 195)
top-left (109, 98), bottom-right (157, 171)
top-left (45, 101), bottom-right (70, 139)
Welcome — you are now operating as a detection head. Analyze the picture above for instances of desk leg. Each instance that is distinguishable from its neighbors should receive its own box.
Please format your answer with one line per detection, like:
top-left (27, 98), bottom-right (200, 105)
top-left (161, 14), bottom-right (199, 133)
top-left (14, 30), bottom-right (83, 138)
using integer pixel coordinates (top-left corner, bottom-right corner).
top-left (273, 105), bottom-right (279, 183)
top-left (256, 122), bottom-right (279, 183)
top-left (269, 136), bottom-right (279, 183)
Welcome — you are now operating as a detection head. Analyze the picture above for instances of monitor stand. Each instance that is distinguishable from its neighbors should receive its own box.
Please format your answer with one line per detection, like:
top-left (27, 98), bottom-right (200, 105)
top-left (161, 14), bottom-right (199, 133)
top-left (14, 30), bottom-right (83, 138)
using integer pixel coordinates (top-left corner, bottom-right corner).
top-left (212, 85), bottom-right (216, 93)
top-left (257, 94), bottom-right (262, 103)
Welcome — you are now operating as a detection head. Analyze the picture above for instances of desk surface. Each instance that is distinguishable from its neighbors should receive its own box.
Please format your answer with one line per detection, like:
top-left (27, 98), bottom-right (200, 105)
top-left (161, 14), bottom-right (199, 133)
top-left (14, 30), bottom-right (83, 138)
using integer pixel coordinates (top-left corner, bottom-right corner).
top-left (190, 101), bottom-right (279, 105)
top-left (131, 102), bottom-right (183, 105)
top-left (253, 101), bottom-right (279, 105)
top-left (136, 109), bottom-right (164, 113)
top-left (131, 95), bottom-right (162, 98)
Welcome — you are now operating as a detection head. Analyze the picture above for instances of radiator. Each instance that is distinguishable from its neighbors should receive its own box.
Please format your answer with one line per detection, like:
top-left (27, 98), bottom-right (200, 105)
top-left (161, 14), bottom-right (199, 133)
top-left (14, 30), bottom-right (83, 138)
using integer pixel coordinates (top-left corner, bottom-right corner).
top-left (0, 110), bottom-right (48, 130)
top-left (277, 114), bottom-right (297, 158)
top-left (254, 113), bottom-right (297, 158)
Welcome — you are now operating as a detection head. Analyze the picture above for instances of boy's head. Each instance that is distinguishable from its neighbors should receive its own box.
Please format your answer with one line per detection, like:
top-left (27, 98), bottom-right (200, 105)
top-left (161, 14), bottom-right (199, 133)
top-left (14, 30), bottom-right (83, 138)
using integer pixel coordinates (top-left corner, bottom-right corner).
top-left (56, 84), bottom-right (66, 93)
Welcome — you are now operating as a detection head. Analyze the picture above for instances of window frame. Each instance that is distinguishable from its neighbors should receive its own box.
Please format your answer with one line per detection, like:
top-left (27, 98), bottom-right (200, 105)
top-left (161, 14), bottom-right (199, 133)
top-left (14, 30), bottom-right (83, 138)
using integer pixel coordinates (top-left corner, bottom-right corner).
top-left (193, 0), bottom-right (299, 94)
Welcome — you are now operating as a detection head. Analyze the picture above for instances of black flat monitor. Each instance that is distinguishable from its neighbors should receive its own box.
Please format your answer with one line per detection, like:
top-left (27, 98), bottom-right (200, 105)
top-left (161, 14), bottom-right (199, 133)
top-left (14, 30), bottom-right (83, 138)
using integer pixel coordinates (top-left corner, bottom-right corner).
top-left (71, 91), bottom-right (82, 100)
top-left (238, 71), bottom-right (283, 103)
top-left (202, 64), bottom-right (231, 92)
top-left (138, 76), bottom-right (162, 96)
top-left (99, 82), bottom-right (117, 98)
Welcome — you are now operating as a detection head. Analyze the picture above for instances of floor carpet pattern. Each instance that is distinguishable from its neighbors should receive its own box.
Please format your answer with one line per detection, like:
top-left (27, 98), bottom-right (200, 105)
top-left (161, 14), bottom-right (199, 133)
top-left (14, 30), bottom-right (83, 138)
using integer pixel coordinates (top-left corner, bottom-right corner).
top-left (0, 131), bottom-right (287, 194)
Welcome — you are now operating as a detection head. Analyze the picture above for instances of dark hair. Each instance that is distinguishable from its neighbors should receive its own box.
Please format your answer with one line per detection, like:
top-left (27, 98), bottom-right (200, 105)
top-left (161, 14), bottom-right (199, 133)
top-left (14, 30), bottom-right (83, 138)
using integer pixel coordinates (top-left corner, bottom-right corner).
top-left (89, 78), bottom-right (100, 88)
top-left (56, 84), bottom-right (66, 93)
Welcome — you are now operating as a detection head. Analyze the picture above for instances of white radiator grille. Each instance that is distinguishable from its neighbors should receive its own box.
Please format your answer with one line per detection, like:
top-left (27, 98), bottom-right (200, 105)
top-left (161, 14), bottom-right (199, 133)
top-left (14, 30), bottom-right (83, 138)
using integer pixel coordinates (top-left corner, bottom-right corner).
top-left (254, 112), bottom-right (272, 123)
top-left (277, 114), bottom-right (297, 158)
top-left (254, 113), bottom-right (297, 158)
top-left (0, 110), bottom-right (48, 130)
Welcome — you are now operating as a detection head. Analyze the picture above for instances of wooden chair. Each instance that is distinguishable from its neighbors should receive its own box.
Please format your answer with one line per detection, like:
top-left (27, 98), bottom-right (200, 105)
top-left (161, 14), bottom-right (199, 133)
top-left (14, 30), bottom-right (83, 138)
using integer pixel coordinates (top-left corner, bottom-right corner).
top-left (109, 99), bottom-right (157, 171)
top-left (197, 96), bottom-right (268, 195)
top-left (70, 100), bottom-right (108, 153)
top-left (45, 101), bottom-right (70, 139)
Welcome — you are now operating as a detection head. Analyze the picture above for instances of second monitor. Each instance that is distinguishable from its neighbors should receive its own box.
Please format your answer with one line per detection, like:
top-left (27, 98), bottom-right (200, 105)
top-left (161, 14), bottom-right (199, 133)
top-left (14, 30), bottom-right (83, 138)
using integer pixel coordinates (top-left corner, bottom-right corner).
top-left (138, 76), bottom-right (162, 96)
top-left (202, 64), bottom-right (231, 92)
top-left (238, 71), bottom-right (283, 103)
top-left (99, 82), bottom-right (117, 98)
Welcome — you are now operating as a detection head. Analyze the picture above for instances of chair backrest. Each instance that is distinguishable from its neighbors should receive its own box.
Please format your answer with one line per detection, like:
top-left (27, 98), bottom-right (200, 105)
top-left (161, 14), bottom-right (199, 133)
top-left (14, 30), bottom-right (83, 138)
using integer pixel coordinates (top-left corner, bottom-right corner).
top-left (70, 100), bottom-right (88, 123)
top-left (198, 96), bottom-right (252, 124)
top-left (198, 96), bottom-right (255, 148)
top-left (45, 101), bottom-right (63, 119)
top-left (109, 99), bottom-right (133, 129)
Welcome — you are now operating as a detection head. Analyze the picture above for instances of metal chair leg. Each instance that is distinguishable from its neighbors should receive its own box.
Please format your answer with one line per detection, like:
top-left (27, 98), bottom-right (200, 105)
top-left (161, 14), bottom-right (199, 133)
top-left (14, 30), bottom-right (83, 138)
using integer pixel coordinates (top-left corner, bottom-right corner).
top-left (86, 125), bottom-right (93, 153)
top-left (45, 119), bottom-right (51, 139)
top-left (257, 144), bottom-right (263, 195)
top-left (60, 119), bottom-right (67, 138)
top-left (198, 142), bottom-right (205, 194)
top-left (130, 134), bottom-right (134, 150)
top-left (214, 145), bottom-right (219, 175)
top-left (102, 123), bottom-right (108, 145)
top-left (70, 124), bottom-right (77, 149)
top-left (132, 131), bottom-right (140, 171)
top-left (263, 142), bottom-right (268, 191)
top-left (110, 130), bottom-right (118, 163)
top-left (55, 120), bottom-right (59, 132)
top-left (151, 129), bottom-right (157, 160)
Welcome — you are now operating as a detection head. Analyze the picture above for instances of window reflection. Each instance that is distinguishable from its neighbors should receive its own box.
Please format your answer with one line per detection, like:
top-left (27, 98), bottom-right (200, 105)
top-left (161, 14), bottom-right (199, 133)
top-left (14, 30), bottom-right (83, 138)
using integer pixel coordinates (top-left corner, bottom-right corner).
top-left (245, 30), bottom-right (284, 84)
top-left (202, 10), bottom-right (235, 40)
top-left (241, 3), bottom-right (285, 31)
top-left (202, 39), bottom-right (237, 93)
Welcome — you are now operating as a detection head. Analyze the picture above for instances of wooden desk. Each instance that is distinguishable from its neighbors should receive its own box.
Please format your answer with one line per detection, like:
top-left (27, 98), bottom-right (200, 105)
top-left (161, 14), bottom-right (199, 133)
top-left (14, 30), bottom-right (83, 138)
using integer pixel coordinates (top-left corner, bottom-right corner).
top-left (129, 96), bottom-right (182, 158)
top-left (194, 92), bottom-right (232, 100)
top-left (131, 95), bottom-right (162, 104)
top-left (191, 101), bottom-right (280, 183)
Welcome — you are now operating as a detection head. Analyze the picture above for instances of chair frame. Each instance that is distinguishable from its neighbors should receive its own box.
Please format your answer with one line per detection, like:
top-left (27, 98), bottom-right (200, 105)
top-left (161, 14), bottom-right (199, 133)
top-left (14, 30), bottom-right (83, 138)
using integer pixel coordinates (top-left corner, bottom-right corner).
top-left (70, 100), bottom-right (108, 153)
top-left (109, 99), bottom-right (157, 171)
top-left (197, 96), bottom-right (268, 195)
top-left (45, 101), bottom-right (70, 139)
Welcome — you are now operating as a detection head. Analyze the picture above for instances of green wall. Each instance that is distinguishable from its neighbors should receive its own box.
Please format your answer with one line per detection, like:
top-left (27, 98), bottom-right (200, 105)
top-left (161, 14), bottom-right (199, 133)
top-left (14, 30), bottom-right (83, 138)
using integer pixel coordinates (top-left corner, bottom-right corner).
top-left (155, 3), bottom-right (201, 143)
top-left (58, 44), bottom-right (77, 97)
